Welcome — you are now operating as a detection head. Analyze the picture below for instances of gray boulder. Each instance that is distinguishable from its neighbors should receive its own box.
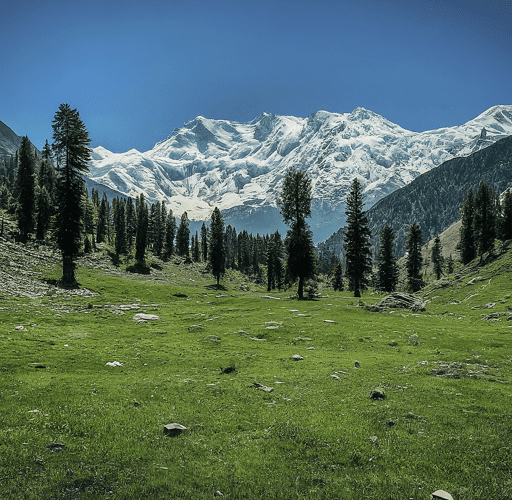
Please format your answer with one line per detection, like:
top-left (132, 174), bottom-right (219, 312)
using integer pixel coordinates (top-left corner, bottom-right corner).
top-left (366, 292), bottom-right (426, 312)
top-left (133, 313), bottom-right (160, 322)
top-left (431, 491), bottom-right (454, 500)
top-left (164, 423), bottom-right (187, 437)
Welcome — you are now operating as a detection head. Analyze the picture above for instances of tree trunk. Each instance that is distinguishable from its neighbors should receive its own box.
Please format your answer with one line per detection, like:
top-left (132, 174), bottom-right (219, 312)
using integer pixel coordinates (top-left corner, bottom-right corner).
top-left (61, 254), bottom-right (75, 285)
top-left (298, 276), bottom-right (304, 299)
top-left (354, 289), bottom-right (361, 298)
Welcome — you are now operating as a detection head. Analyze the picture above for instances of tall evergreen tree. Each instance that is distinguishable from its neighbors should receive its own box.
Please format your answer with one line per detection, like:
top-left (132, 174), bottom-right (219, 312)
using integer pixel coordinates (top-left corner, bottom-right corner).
top-left (193, 231), bottom-right (201, 262)
top-left (15, 136), bottom-right (36, 242)
top-left (96, 193), bottom-right (108, 244)
top-left (474, 180), bottom-right (497, 257)
top-left (376, 224), bottom-right (398, 292)
top-left (135, 193), bottom-right (149, 263)
top-left (82, 188), bottom-right (96, 252)
top-left (164, 208), bottom-right (176, 258)
top-left (277, 167), bottom-right (316, 299)
top-left (176, 211), bottom-right (190, 257)
top-left (344, 178), bottom-right (372, 297)
top-left (209, 207), bottom-right (225, 284)
top-left (114, 198), bottom-right (127, 255)
top-left (431, 235), bottom-right (444, 280)
top-left (35, 186), bottom-right (52, 241)
top-left (332, 259), bottom-right (344, 291)
top-left (200, 222), bottom-right (208, 262)
top-left (52, 104), bottom-right (91, 284)
top-left (459, 188), bottom-right (476, 264)
top-left (125, 197), bottom-right (136, 249)
top-left (501, 189), bottom-right (512, 241)
top-left (406, 222), bottom-right (423, 292)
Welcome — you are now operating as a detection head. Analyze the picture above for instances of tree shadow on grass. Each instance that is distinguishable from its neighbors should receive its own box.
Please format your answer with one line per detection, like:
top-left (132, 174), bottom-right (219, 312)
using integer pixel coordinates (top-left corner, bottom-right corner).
top-left (126, 261), bottom-right (151, 275)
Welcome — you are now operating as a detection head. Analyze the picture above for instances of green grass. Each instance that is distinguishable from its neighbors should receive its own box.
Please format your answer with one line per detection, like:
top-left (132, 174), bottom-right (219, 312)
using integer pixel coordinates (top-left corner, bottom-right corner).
top-left (1, 248), bottom-right (512, 499)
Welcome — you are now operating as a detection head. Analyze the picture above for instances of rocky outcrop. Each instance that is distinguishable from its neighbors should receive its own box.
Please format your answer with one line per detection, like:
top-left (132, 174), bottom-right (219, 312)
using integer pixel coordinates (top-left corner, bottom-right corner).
top-left (366, 292), bottom-right (427, 313)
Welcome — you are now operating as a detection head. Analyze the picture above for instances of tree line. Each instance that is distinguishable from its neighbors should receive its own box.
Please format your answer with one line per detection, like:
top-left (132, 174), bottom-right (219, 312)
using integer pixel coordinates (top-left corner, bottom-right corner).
top-left (2, 105), bottom-right (511, 295)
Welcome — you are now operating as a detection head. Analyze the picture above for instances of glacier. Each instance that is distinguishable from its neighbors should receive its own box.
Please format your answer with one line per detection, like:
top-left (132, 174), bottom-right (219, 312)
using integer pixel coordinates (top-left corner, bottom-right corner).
top-left (86, 105), bottom-right (512, 243)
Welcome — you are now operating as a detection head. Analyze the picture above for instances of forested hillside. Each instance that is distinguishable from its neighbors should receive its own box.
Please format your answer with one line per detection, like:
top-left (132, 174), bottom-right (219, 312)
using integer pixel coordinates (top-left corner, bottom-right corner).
top-left (319, 135), bottom-right (512, 259)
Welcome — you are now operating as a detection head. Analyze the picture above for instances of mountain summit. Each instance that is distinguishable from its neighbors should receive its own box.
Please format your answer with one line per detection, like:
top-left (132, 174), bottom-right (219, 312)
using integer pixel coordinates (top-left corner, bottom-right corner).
top-left (87, 105), bottom-right (512, 242)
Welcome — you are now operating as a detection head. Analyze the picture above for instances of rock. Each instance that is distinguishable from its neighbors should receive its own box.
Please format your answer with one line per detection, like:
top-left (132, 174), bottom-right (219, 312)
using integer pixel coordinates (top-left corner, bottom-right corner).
top-left (133, 313), bottom-right (160, 321)
top-left (354, 360), bottom-right (360, 368)
top-left (48, 443), bottom-right (66, 452)
top-left (331, 374), bottom-right (340, 379)
top-left (467, 276), bottom-right (485, 285)
top-left (471, 302), bottom-right (496, 310)
top-left (119, 304), bottom-right (140, 310)
top-left (323, 319), bottom-right (337, 323)
top-left (214, 491), bottom-right (224, 497)
top-left (164, 423), bottom-right (187, 437)
top-left (366, 292), bottom-right (427, 312)
top-left (292, 354), bottom-right (303, 361)
top-left (368, 436), bottom-right (378, 444)
top-left (431, 490), bottom-right (454, 500)
top-left (370, 388), bottom-right (386, 400)
top-left (15, 325), bottom-right (25, 331)
top-left (260, 295), bottom-right (280, 300)
top-left (252, 382), bottom-right (273, 393)
top-left (216, 294), bottom-right (228, 298)
top-left (105, 361), bottom-right (123, 367)
top-left (188, 325), bottom-right (203, 331)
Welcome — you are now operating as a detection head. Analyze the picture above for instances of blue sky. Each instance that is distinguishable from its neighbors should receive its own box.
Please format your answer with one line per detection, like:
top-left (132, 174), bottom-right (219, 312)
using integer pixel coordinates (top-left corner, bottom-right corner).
top-left (1, 0), bottom-right (511, 153)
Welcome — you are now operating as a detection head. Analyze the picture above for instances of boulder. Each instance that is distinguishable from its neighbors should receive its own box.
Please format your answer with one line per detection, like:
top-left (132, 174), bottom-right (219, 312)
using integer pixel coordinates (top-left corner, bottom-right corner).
top-left (292, 354), bottom-right (304, 361)
top-left (366, 292), bottom-right (426, 312)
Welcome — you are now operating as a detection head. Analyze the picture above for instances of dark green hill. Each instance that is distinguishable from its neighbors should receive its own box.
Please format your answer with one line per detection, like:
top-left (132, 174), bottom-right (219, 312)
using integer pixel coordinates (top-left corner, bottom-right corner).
top-left (319, 135), bottom-right (512, 259)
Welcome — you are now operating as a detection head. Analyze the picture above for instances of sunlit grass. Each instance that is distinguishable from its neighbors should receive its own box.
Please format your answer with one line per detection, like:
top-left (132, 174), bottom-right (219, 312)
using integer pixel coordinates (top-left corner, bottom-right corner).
top-left (1, 249), bottom-right (512, 499)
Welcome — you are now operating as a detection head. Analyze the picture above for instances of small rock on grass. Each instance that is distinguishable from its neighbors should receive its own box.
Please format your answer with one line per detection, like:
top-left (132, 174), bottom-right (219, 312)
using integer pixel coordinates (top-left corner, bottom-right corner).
top-left (252, 382), bottom-right (273, 393)
top-left (164, 423), bottom-right (187, 437)
top-left (133, 313), bottom-right (160, 322)
top-left (370, 388), bottom-right (386, 400)
top-left (431, 491), bottom-right (454, 500)
top-left (292, 354), bottom-right (303, 361)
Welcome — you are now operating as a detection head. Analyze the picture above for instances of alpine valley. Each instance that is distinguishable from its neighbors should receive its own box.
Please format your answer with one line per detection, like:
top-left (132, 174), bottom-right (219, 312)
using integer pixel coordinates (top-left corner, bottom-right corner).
top-left (85, 105), bottom-right (512, 242)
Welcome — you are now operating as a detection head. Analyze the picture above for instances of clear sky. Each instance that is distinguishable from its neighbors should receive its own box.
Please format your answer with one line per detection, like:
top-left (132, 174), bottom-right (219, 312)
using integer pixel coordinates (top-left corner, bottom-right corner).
top-left (1, 0), bottom-right (511, 153)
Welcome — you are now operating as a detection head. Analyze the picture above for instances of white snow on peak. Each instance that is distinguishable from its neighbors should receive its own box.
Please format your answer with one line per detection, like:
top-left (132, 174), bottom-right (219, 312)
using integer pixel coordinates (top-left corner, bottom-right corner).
top-left (87, 105), bottom-right (512, 240)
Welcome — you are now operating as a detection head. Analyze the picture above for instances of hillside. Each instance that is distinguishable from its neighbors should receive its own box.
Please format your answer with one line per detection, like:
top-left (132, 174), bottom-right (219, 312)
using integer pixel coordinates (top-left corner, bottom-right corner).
top-left (318, 134), bottom-right (512, 258)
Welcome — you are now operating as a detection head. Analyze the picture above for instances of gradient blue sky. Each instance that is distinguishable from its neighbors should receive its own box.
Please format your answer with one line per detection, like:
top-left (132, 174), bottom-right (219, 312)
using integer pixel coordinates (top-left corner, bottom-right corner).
top-left (1, 0), bottom-right (511, 153)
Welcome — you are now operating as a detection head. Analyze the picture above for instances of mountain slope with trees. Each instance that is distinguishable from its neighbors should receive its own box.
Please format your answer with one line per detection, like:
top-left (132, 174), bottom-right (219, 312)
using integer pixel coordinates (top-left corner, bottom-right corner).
top-left (319, 134), bottom-right (512, 259)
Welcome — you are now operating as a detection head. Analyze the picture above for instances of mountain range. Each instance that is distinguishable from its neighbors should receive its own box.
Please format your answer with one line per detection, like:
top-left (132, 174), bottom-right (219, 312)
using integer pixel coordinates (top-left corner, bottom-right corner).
top-left (86, 105), bottom-right (512, 242)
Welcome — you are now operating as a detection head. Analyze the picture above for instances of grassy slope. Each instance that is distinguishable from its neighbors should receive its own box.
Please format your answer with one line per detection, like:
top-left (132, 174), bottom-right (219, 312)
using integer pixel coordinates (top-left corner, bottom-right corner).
top-left (1, 243), bottom-right (511, 499)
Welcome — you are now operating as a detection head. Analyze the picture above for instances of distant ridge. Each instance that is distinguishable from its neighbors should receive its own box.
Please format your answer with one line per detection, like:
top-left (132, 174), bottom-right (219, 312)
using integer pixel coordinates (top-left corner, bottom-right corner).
top-left (318, 135), bottom-right (512, 258)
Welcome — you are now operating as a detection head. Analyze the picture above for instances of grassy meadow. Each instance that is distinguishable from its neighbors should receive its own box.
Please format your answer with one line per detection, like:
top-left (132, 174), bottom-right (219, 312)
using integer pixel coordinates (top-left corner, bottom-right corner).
top-left (1, 244), bottom-right (512, 499)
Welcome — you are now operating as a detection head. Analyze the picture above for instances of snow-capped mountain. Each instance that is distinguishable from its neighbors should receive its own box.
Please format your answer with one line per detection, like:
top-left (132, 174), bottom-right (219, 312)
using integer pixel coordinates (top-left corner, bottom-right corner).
top-left (87, 105), bottom-right (512, 242)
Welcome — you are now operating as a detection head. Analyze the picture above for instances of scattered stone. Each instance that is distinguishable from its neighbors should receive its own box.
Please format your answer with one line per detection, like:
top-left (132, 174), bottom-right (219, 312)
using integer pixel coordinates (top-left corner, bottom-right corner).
top-left (15, 325), bottom-right (25, 331)
top-left (290, 309), bottom-right (299, 312)
top-left (118, 304), bottom-right (140, 310)
top-left (292, 354), bottom-right (303, 361)
top-left (467, 276), bottom-right (485, 285)
top-left (368, 436), bottom-right (378, 444)
top-left (265, 326), bottom-right (279, 330)
top-left (323, 319), bottom-right (337, 323)
top-left (306, 346), bottom-right (315, 350)
top-left (297, 313), bottom-right (311, 317)
top-left (431, 490), bottom-right (454, 500)
top-left (214, 491), bottom-right (224, 497)
top-left (252, 382), bottom-right (273, 393)
top-left (105, 361), bottom-right (123, 367)
top-left (354, 361), bottom-right (360, 368)
top-left (133, 313), bottom-right (160, 321)
top-left (216, 295), bottom-right (228, 298)
top-left (482, 312), bottom-right (510, 321)
top-left (164, 423), bottom-right (187, 437)
top-left (260, 295), bottom-right (280, 300)
top-left (366, 292), bottom-right (427, 313)
top-left (472, 302), bottom-right (496, 310)
top-left (153, 331), bottom-right (168, 335)
top-left (28, 409), bottom-right (40, 413)
top-left (188, 325), bottom-right (203, 331)
top-left (370, 388), bottom-right (386, 400)
top-left (331, 374), bottom-right (340, 379)
top-left (48, 443), bottom-right (66, 452)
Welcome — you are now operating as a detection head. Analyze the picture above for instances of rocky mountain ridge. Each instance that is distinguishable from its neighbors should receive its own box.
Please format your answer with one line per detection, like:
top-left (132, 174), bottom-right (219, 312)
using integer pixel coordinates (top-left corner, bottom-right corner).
top-left (87, 105), bottom-right (512, 242)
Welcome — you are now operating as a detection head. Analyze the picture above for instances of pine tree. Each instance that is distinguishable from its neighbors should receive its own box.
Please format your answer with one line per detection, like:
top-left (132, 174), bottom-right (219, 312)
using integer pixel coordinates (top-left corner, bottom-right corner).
top-left (82, 189), bottom-right (96, 252)
top-left (200, 222), bottom-right (208, 262)
top-left (209, 207), bottom-right (225, 285)
top-left (266, 231), bottom-right (283, 292)
top-left (35, 186), bottom-right (52, 241)
top-left (406, 222), bottom-right (423, 292)
top-left (446, 254), bottom-right (455, 274)
top-left (277, 167), bottom-right (316, 299)
top-left (431, 235), bottom-right (444, 280)
top-left (96, 194), bottom-right (108, 244)
top-left (164, 208), bottom-right (176, 258)
top-left (15, 136), bottom-right (36, 242)
top-left (52, 104), bottom-right (91, 284)
top-left (114, 198), bottom-right (127, 255)
top-left (332, 260), bottom-right (344, 291)
top-left (125, 197), bottom-right (136, 249)
top-left (135, 193), bottom-right (149, 263)
top-left (460, 188), bottom-right (476, 265)
top-left (500, 189), bottom-right (512, 241)
top-left (176, 211), bottom-right (190, 257)
top-left (376, 224), bottom-right (398, 292)
top-left (474, 180), bottom-right (497, 257)
top-left (344, 178), bottom-right (372, 297)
